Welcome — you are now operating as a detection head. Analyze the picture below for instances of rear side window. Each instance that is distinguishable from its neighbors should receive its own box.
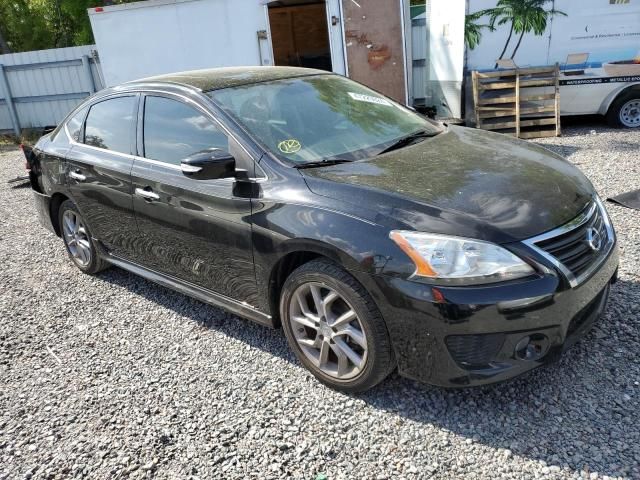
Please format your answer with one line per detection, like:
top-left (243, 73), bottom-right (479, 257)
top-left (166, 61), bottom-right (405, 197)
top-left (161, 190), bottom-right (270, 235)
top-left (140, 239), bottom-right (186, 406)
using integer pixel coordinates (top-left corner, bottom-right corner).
top-left (143, 96), bottom-right (229, 166)
top-left (66, 107), bottom-right (88, 142)
top-left (84, 97), bottom-right (136, 154)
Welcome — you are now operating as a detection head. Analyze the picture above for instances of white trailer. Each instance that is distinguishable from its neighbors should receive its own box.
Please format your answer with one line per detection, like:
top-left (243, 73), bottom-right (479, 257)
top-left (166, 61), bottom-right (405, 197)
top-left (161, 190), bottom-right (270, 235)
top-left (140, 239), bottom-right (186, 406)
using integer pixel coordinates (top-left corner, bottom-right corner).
top-left (87, 0), bottom-right (467, 111)
top-left (88, 0), bottom-right (275, 87)
top-left (466, 0), bottom-right (640, 128)
top-left (88, 0), bottom-right (348, 88)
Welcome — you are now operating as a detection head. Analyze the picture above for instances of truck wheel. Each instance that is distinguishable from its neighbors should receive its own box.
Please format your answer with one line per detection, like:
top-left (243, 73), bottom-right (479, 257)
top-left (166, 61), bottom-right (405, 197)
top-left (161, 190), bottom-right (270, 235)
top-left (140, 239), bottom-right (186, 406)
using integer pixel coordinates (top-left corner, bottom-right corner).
top-left (606, 91), bottom-right (640, 128)
top-left (58, 200), bottom-right (109, 274)
top-left (280, 259), bottom-right (395, 393)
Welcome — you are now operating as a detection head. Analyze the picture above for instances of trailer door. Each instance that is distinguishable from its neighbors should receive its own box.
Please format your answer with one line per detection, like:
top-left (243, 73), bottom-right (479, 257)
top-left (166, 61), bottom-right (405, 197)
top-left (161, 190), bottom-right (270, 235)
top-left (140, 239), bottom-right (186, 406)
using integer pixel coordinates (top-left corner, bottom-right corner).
top-left (265, 0), bottom-right (346, 74)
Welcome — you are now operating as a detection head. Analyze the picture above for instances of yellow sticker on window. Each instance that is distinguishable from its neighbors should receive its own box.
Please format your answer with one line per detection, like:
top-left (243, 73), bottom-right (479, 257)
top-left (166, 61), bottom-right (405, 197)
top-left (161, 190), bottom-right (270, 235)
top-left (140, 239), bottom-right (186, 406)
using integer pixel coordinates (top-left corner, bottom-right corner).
top-left (278, 139), bottom-right (301, 154)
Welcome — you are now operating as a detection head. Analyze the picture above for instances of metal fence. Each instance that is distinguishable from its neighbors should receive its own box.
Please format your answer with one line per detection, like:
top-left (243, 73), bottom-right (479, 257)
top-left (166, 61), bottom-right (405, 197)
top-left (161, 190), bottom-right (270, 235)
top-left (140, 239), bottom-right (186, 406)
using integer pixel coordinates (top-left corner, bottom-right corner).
top-left (0, 45), bottom-right (104, 137)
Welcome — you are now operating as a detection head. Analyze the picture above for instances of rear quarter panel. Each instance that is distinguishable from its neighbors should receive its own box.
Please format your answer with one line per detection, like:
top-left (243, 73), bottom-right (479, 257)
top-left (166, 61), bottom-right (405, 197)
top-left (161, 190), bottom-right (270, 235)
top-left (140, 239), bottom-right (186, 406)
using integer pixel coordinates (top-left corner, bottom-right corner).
top-left (32, 132), bottom-right (70, 196)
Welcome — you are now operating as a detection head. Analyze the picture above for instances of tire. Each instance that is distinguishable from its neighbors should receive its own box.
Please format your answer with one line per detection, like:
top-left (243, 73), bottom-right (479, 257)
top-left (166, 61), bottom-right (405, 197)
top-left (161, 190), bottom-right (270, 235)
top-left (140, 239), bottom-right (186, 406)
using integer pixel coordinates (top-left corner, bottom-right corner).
top-left (58, 199), bottom-right (109, 274)
top-left (606, 91), bottom-right (640, 128)
top-left (280, 259), bottom-right (395, 393)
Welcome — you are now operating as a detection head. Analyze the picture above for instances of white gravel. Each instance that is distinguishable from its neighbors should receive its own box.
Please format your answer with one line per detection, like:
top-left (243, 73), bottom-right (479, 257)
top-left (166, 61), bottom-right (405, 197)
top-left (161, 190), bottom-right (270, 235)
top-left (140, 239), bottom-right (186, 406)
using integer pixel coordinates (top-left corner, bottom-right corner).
top-left (1, 123), bottom-right (639, 480)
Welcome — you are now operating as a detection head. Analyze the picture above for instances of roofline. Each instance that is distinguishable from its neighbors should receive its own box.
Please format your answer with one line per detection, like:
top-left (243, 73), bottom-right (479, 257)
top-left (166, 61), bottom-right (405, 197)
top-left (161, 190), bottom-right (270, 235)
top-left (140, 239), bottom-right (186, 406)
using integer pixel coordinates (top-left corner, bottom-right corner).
top-left (123, 79), bottom-right (204, 93)
top-left (88, 0), bottom-right (200, 16)
top-left (125, 70), bottom-right (334, 93)
top-left (202, 72), bottom-right (331, 92)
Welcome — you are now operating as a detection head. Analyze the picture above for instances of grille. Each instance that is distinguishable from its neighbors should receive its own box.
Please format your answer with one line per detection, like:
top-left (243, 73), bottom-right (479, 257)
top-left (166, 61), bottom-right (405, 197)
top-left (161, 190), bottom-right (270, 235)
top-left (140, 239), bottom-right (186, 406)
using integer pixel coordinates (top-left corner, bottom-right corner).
top-left (446, 333), bottom-right (505, 367)
top-left (532, 202), bottom-right (611, 285)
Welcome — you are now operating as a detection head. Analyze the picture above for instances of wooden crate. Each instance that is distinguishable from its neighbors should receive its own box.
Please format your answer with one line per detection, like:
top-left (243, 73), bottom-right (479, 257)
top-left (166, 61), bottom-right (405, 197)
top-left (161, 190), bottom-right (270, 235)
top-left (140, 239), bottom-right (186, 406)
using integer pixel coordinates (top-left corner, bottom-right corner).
top-left (472, 64), bottom-right (560, 139)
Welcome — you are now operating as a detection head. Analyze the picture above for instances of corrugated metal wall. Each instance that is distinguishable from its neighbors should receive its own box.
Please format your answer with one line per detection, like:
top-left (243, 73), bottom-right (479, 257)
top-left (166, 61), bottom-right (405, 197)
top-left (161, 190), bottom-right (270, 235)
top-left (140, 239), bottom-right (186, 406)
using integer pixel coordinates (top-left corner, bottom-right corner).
top-left (0, 45), bottom-right (104, 135)
top-left (411, 9), bottom-right (429, 106)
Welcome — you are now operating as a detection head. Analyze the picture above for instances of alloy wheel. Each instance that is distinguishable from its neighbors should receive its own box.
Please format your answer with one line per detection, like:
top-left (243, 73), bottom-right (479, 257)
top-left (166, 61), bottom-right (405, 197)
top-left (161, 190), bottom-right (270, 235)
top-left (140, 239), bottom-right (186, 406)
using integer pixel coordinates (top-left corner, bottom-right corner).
top-left (288, 282), bottom-right (368, 380)
top-left (620, 99), bottom-right (640, 127)
top-left (62, 210), bottom-right (92, 267)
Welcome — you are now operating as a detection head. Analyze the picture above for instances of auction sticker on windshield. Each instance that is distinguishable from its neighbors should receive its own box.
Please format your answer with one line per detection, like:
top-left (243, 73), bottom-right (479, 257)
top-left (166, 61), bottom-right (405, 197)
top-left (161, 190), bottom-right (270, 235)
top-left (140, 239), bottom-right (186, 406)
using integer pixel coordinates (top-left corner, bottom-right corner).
top-left (348, 92), bottom-right (392, 106)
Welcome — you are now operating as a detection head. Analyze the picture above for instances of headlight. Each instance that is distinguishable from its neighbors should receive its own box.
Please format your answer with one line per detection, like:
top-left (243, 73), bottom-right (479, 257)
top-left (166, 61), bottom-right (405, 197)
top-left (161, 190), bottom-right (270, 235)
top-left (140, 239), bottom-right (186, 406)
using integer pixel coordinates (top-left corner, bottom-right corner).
top-left (389, 230), bottom-right (534, 284)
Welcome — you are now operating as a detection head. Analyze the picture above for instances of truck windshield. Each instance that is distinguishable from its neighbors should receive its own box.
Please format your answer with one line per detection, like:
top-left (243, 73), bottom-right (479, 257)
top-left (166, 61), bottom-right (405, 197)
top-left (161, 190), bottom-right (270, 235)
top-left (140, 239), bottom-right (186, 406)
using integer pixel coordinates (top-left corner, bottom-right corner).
top-left (207, 74), bottom-right (442, 165)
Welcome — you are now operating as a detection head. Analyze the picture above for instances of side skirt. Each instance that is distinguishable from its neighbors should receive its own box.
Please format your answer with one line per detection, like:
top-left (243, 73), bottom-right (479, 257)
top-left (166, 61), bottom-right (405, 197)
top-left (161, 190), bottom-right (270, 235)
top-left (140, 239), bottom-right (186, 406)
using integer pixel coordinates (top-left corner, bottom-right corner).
top-left (104, 254), bottom-right (275, 328)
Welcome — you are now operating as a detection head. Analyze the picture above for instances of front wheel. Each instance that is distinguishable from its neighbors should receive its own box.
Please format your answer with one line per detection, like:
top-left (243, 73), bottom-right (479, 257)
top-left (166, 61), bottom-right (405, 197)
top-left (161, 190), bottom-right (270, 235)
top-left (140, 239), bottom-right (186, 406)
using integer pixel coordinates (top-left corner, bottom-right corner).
top-left (280, 259), bottom-right (395, 393)
top-left (606, 91), bottom-right (640, 128)
top-left (59, 200), bottom-right (108, 274)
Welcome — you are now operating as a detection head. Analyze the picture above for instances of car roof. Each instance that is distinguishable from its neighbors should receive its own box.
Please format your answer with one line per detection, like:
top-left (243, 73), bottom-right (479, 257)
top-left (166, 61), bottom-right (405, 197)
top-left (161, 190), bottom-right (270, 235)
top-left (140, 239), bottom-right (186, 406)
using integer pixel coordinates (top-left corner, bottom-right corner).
top-left (126, 66), bottom-right (330, 92)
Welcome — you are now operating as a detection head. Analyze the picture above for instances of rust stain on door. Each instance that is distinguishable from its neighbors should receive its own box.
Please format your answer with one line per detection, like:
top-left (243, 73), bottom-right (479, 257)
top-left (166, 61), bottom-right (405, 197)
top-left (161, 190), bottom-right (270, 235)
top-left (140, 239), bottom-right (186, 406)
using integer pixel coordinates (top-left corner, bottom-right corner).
top-left (368, 45), bottom-right (391, 70)
top-left (342, 0), bottom-right (406, 103)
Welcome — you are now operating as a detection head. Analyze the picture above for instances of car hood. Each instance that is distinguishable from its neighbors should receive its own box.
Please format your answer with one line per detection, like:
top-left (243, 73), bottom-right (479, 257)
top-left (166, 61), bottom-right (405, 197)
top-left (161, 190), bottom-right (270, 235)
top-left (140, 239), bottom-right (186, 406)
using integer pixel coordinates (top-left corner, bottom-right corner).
top-left (301, 125), bottom-right (594, 243)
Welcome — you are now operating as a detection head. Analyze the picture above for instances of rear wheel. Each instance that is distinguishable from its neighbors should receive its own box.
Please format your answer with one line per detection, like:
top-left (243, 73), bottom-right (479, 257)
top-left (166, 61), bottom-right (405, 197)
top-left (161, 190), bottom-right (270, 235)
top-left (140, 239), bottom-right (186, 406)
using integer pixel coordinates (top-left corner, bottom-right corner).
top-left (606, 91), bottom-right (640, 128)
top-left (58, 200), bottom-right (108, 274)
top-left (280, 259), bottom-right (395, 392)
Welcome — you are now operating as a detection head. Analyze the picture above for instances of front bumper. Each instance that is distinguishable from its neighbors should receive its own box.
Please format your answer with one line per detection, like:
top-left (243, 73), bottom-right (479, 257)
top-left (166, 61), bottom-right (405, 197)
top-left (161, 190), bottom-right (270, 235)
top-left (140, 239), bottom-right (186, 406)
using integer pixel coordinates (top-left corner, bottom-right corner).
top-left (368, 243), bottom-right (619, 387)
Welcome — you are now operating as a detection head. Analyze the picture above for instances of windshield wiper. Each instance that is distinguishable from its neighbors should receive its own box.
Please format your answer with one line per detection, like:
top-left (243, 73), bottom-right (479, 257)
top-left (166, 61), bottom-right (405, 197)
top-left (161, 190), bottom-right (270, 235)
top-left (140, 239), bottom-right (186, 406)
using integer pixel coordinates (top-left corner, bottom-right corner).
top-left (294, 159), bottom-right (353, 169)
top-left (378, 129), bottom-right (439, 155)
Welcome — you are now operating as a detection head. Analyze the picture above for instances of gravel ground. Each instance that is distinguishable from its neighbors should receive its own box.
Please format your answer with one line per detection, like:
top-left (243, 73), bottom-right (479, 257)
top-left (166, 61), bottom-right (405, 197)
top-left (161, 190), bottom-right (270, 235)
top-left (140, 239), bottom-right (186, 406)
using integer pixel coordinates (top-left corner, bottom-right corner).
top-left (1, 123), bottom-right (639, 480)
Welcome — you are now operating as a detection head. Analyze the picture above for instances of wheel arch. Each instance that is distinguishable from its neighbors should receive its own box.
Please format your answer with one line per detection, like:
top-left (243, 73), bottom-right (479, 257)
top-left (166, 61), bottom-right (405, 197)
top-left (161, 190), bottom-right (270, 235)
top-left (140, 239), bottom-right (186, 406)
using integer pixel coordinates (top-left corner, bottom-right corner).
top-left (49, 192), bottom-right (71, 237)
top-left (600, 83), bottom-right (640, 116)
top-left (266, 239), bottom-right (372, 327)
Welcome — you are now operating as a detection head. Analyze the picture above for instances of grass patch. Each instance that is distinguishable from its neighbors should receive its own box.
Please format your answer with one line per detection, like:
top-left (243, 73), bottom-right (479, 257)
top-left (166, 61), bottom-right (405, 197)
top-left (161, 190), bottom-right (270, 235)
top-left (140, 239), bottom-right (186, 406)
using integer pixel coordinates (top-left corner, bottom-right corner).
top-left (0, 134), bottom-right (17, 146)
top-left (0, 127), bottom-right (50, 147)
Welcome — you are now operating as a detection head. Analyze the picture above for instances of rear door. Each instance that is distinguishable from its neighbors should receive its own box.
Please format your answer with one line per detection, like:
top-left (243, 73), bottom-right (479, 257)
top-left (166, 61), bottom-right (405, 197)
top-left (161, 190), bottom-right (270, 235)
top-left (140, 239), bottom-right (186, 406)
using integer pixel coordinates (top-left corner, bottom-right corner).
top-left (129, 93), bottom-right (260, 306)
top-left (66, 95), bottom-right (140, 258)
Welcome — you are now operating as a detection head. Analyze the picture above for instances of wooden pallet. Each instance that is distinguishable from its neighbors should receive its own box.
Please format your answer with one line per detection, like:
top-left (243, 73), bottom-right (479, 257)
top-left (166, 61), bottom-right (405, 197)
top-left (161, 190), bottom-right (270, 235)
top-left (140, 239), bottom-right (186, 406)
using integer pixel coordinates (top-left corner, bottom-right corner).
top-left (472, 64), bottom-right (560, 139)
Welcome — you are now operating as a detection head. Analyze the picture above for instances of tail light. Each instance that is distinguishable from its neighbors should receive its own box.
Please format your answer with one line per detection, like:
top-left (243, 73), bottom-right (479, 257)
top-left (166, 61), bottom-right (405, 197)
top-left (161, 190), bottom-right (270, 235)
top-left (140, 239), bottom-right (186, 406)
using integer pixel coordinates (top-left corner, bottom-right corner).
top-left (20, 144), bottom-right (31, 171)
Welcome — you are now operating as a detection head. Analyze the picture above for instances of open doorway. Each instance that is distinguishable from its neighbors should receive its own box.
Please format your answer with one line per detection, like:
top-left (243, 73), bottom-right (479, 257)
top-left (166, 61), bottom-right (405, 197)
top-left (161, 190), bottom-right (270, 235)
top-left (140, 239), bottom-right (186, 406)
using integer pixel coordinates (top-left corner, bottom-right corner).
top-left (268, 0), bottom-right (333, 72)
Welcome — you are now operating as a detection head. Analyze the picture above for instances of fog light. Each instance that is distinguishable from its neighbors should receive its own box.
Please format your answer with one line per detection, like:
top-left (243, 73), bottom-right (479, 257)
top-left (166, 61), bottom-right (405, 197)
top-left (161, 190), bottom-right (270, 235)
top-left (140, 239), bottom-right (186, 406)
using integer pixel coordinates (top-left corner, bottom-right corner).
top-left (514, 334), bottom-right (549, 361)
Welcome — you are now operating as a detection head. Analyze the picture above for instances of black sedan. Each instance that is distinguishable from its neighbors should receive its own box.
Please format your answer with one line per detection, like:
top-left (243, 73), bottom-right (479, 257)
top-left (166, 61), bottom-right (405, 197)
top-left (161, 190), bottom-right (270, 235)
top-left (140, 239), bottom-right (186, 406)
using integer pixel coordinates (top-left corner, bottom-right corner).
top-left (27, 67), bottom-right (618, 392)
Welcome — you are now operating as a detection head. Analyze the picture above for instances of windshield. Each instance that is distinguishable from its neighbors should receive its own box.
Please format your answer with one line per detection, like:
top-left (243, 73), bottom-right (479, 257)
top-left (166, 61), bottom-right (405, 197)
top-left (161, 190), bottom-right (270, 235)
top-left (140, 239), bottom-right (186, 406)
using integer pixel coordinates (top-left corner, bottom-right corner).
top-left (207, 74), bottom-right (442, 165)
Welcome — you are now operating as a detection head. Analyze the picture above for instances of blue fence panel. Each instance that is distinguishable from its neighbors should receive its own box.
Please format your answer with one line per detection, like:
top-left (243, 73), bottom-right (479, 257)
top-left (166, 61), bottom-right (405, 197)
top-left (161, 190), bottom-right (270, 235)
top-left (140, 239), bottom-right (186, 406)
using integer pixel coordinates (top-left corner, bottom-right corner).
top-left (0, 45), bottom-right (104, 135)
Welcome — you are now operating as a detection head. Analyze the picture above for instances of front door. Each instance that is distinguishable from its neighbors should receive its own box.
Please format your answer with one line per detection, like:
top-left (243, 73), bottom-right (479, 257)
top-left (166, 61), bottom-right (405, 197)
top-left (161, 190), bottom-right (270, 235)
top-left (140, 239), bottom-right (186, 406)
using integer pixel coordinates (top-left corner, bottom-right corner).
top-left (66, 94), bottom-right (139, 259)
top-left (130, 93), bottom-right (259, 307)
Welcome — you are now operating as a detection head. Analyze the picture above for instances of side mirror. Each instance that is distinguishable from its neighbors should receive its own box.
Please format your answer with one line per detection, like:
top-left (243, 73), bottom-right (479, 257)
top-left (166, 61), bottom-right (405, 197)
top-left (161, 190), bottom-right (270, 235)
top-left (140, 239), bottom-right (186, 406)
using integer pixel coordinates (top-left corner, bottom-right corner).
top-left (180, 148), bottom-right (236, 180)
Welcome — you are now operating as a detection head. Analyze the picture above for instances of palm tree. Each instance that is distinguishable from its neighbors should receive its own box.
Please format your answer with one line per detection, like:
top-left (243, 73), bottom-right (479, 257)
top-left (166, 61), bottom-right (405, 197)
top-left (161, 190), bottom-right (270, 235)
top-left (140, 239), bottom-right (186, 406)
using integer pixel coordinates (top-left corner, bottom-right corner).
top-left (485, 0), bottom-right (566, 68)
top-left (508, 0), bottom-right (566, 60)
top-left (485, 0), bottom-right (518, 67)
top-left (464, 10), bottom-right (493, 50)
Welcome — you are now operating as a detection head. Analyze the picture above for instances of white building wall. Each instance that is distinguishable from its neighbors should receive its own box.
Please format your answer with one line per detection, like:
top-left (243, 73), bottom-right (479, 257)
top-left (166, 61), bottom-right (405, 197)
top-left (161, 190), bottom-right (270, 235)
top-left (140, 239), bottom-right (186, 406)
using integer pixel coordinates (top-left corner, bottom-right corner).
top-left (89, 0), bottom-right (274, 87)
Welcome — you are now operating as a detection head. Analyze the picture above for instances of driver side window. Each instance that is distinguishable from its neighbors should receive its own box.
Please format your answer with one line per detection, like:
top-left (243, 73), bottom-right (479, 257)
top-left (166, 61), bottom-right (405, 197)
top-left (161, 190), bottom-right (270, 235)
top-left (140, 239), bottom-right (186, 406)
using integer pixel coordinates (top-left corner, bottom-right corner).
top-left (143, 96), bottom-right (229, 166)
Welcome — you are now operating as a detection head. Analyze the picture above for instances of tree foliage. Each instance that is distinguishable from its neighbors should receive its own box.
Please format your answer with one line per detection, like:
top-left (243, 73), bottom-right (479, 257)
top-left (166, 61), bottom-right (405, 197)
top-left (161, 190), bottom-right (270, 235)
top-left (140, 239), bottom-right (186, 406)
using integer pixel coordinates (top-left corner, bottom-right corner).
top-left (464, 10), bottom-right (493, 51)
top-left (487, 0), bottom-right (566, 61)
top-left (465, 0), bottom-right (566, 66)
top-left (0, 0), bottom-right (136, 54)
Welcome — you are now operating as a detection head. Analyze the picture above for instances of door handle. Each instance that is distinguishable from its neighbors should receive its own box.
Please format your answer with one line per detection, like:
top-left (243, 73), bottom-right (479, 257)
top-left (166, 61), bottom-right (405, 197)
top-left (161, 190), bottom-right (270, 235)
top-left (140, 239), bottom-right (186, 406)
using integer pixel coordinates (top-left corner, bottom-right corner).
top-left (135, 187), bottom-right (160, 201)
top-left (69, 170), bottom-right (86, 182)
